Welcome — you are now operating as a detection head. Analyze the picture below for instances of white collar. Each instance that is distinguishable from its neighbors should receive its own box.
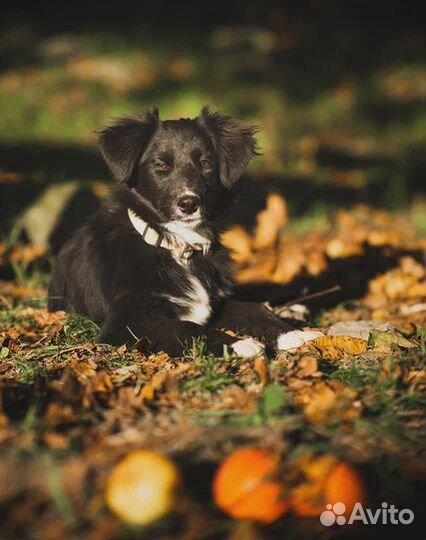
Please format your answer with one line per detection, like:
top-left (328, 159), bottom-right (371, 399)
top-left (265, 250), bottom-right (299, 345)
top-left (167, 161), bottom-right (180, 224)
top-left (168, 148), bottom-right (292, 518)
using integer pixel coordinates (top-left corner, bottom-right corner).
top-left (127, 209), bottom-right (211, 262)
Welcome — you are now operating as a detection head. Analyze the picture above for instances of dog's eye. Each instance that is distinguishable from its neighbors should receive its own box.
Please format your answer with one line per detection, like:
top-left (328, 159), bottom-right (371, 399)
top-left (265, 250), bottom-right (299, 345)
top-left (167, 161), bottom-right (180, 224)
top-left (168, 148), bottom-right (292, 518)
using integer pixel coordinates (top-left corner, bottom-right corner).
top-left (200, 158), bottom-right (213, 170)
top-left (153, 160), bottom-right (171, 172)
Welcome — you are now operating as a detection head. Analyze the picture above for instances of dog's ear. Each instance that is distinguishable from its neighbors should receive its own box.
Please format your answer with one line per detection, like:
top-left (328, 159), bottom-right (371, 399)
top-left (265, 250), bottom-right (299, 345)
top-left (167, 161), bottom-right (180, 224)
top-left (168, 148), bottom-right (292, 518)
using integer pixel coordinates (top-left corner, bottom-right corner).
top-left (198, 106), bottom-right (258, 188)
top-left (98, 109), bottom-right (159, 184)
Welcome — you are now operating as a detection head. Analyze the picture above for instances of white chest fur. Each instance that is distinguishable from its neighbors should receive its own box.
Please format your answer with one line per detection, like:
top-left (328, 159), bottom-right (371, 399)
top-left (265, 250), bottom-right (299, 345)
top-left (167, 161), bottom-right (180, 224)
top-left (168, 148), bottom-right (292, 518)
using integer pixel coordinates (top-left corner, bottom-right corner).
top-left (166, 266), bottom-right (212, 326)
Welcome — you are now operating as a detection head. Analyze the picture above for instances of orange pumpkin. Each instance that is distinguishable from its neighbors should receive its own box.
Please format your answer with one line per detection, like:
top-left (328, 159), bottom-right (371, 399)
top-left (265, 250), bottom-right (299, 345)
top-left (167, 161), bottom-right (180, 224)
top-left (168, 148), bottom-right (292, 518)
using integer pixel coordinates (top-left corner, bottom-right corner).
top-left (213, 448), bottom-right (289, 523)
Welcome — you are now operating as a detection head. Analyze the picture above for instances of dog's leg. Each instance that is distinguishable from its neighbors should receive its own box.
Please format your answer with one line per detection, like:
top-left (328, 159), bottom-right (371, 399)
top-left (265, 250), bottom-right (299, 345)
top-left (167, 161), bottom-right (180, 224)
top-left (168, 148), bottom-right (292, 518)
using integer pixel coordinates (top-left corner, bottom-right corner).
top-left (99, 307), bottom-right (235, 357)
top-left (212, 300), bottom-right (295, 355)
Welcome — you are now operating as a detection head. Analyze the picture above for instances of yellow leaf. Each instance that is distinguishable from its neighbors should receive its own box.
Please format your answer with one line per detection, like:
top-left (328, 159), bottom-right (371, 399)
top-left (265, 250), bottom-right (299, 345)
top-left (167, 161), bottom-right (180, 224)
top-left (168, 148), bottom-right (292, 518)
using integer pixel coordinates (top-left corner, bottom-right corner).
top-left (309, 336), bottom-right (368, 360)
top-left (140, 372), bottom-right (168, 402)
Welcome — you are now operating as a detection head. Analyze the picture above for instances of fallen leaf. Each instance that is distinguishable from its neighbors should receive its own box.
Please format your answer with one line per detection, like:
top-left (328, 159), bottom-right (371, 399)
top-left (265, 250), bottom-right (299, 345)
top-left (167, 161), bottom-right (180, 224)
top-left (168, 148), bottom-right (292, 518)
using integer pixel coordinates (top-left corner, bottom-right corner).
top-left (140, 372), bottom-right (168, 402)
top-left (43, 432), bottom-right (69, 450)
top-left (254, 356), bottom-right (270, 386)
top-left (236, 251), bottom-right (276, 284)
top-left (406, 282), bottom-right (426, 298)
top-left (300, 382), bottom-right (337, 423)
top-left (221, 226), bottom-right (253, 264)
top-left (298, 381), bottom-right (360, 424)
top-left (272, 242), bottom-right (306, 284)
top-left (309, 335), bottom-right (368, 360)
top-left (368, 330), bottom-right (417, 350)
top-left (326, 238), bottom-right (363, 259)
top-left (253, 194), bottom-right (288, 250)
top-left (10, 245), bottom-right (46, 264)
top-left (297, 355), bottom-right (319, 378)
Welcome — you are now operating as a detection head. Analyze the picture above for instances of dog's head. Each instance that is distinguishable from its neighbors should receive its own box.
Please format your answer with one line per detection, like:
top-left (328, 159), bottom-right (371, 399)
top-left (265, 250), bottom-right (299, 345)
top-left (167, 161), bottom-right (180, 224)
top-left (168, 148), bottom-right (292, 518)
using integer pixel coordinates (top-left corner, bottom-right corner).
top-left (98, 107), bottom-right (258, 226)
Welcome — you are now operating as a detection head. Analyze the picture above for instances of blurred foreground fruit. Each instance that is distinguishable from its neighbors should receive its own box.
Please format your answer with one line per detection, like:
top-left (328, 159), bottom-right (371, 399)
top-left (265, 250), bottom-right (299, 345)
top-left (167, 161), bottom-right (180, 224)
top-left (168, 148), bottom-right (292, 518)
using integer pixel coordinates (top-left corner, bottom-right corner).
top-left (213, 448), bottom-right (289, 523)
top-left (325, 462), bottom-right (366, 518)
top-left (292, 455), bottom-right (366, 518)
top-left (106, 450), bottom-right (180, 525)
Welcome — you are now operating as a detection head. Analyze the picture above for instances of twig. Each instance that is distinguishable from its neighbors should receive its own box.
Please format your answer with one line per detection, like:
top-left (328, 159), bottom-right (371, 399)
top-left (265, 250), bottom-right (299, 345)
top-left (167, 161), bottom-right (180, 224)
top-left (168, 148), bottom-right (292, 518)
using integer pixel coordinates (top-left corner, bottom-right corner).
top-left (284, 285), bottom-right (342, 307)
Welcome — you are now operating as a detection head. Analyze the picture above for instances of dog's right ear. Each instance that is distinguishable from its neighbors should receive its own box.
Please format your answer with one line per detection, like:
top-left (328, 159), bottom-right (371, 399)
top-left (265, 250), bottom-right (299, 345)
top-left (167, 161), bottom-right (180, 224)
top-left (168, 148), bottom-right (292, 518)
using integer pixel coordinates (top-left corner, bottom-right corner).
top-left (98, 109), bottom-right (159, 184)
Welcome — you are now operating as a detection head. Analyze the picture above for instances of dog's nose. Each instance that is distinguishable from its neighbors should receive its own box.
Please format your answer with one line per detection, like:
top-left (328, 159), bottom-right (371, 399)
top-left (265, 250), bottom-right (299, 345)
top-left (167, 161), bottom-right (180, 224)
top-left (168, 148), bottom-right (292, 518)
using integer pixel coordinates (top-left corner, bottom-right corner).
top-left (177, 195), bottom-right (200, 215)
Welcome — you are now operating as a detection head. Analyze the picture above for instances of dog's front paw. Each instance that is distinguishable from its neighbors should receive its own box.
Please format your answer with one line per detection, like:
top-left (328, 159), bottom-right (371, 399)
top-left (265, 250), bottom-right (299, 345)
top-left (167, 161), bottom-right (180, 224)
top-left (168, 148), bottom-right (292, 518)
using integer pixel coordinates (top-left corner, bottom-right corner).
top-left (276, 330), bottom-right (324, 351)
top-left (231, 337), bottom-right (265, 358)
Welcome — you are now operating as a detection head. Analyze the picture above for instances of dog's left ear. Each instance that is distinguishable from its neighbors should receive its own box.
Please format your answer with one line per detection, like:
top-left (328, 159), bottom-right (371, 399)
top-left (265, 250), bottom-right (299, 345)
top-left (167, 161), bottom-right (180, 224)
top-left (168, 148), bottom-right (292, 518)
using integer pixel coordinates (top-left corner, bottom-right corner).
top-left (98, 109), bottom-right (159, 184)
top-left (198, 106), bottom-right (258, 188)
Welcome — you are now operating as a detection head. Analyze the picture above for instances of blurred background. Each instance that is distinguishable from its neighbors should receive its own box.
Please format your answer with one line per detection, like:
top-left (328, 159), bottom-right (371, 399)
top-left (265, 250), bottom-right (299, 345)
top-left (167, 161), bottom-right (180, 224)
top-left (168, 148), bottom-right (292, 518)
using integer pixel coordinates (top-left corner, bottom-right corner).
top-left (0, 0), bottom-right (425, 275)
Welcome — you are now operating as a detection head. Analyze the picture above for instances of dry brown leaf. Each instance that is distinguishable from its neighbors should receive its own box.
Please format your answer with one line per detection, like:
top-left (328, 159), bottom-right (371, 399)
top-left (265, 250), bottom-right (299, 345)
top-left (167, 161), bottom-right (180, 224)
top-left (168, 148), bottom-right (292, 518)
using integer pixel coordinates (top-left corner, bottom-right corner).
top-left (272, 242), bottom-right (306, 284)
top-left (254, 356), bottom-right (270, 387)
top-left (253, 194), bottom-right (288, 250)
top-left (43, 432), bottom-right (69, 450)
top-left (309, 335), bottom-right (368, 360)
top-left (10, 245), bottom-right (46, 263)
top-left (305, 250), bottom-right (328, 276)
top-left (88, 372), bottom-right (114, 395)
top-left (365, 257), bottom-right (426, 308)
top-left (70, 358), bottom-right (97, 381)
top-left (400, 256), bottom-right (426, 278)
top-left (45, 403), bottom-right (78, 428)
top-left (297, 355), bottom-right (320, 378)
top-left (141, 372), bottom-right (168, 402)
top-left (367, 230), bottom-right (403, 247)
top-left (406, 282), bottom-right (426, 299)
top-left (326, 238), bottom-right (364, 259)
top-left (220, 226), bottom-right (253, 264)
top-left (236, 251), bottom-right (276, 284)
top-left (140, 364), bottom-right (191, 402)
top-left (297, 381), bottom-right (360, 424)
top-left (300, 382), bottom-right (337, 423)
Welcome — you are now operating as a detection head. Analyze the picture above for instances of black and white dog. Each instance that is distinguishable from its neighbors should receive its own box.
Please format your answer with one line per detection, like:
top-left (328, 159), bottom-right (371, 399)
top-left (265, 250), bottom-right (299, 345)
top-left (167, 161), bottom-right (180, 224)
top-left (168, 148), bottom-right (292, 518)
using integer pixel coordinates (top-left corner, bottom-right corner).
top-left (48, 107), bottom-right (297, 357)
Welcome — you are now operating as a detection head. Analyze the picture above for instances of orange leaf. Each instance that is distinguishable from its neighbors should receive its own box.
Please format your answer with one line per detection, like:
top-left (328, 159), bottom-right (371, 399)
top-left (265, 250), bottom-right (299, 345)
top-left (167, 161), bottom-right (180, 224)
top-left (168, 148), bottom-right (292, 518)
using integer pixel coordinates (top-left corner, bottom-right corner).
top-left (309, 335), bottom-right (368, 360)
top-left (253, 194), bottom-right (288, 250)
top-left (220, 226), bottom-right (253, 264)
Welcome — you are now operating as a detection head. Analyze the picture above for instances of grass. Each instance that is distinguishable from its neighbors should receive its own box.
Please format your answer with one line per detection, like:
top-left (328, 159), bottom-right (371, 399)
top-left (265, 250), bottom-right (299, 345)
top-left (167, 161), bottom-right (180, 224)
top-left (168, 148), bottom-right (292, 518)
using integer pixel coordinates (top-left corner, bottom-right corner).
top-left (56, 313), bottom-right (99, 345)
top-left (328, 363), bottom-right (380, 389)
top-left (181, 339), bottom-right (238, 394)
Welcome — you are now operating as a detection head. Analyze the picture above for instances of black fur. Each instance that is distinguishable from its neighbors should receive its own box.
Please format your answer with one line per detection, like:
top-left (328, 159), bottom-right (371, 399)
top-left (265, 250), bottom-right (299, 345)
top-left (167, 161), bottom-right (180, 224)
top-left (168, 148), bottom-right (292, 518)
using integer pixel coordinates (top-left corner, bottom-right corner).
top-left (48, 107), bottom-right (292, 356)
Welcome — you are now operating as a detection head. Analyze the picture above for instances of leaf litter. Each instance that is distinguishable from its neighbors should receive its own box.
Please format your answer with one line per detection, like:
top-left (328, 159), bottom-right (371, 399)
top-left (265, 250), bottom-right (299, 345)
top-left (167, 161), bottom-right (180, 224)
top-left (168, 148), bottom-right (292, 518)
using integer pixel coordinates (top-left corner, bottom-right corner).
top-left (0, 199), bottom-right (426, 539)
